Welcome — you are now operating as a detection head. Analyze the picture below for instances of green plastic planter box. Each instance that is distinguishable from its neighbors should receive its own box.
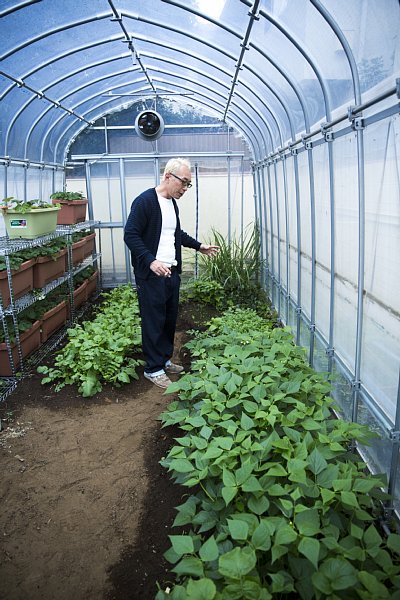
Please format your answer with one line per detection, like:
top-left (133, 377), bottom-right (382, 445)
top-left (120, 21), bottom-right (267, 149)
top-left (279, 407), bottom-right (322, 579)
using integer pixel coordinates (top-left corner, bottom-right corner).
top-left (3, 207), bottom-right (60, 239)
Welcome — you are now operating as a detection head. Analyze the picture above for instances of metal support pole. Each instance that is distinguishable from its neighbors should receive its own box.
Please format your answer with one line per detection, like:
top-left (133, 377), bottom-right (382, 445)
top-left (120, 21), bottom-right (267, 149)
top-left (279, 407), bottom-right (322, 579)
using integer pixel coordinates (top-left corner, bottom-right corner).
top-left (119, 158), bottom-right (132, 284)
top-left (351, 124), bottom-right (366, 424)
top-left (273, 160), bottom-right (281, 316)
top-left (282, 155), bottom-right (290, 324)
top-left (327, 139), bottom-right (336, 373)
top-left (307, 146), bottom-right (317, 366)
top-left (227, 155), bottom-right (231, 244)
top-left (240, 156), bottom-right (244, 244)
top-left (266, 163), bottom-right (275, 307)
top-left (260, 162), bottom-right (269, 286)
top-left (293, 153), bottom-right (302, 346)
top-left (256, 166), bottom-right (264, 286)
top-left (194, 162), bottom-right (199, 279)
top-left (387, 368), bottom-right (400, 519)
top-left (85, 161), bottom-right (94, 221)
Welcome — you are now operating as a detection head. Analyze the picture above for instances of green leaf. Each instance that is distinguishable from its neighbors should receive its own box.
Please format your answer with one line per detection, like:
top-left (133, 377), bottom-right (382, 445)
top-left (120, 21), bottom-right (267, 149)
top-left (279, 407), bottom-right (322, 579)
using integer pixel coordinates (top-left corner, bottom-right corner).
top-left (222, 468), bottom-right (236, 487)
top-left (186, 578), bottom-right (217, 600)
top-left (169, 458), bottom-right (194, 473)
top-left (275, 525), bottom-right (297, 546)
top-left (241, 412), bottom-right (255, 431)
top-left (340, 490), bottom-right (360, 509)
top-left (298, 537), bottom-right (320, 569)
top-left (173, 556), bottom-right (204, 578)
top-left (204, 446), bottom-right (224, 460)
top-left (388, 533), bottom-right (400, 554)
top-left (242, 476), bottom-right (264, 493)
top-left (271, 544), bottom-right (288, 564)
top-left (320, 488), bottom-right (336, 504)
top-left (248, 495), bottom-right (270, 515)
top-left (313, 558), bottom-right (358, 592)
top-left (200, 425), bottom-right (213, 440)
top-left (363, 524), bottom-right (382, 548)
top-left (222, 485), bottom-right (238, 505)
top-left (225, 378), bottom-right (238, 395)
top-left (219, 546), bottom-right (257, 579)
top-left (235, 461), bottom-right (254, 485)
top-left (308, 448), bottom-right (328, 475)
top-left (358, 571), bottom-right (389, 598)
top-left (199, 536), bottom-right (219, 562)
top-left (294, 508), bottom-right (320, 536)
top-left (169, 535), bottom-right (195, 556)
top-left (352, 478), bottom-right (380, 493)
top-left (350, 522), bottom-right (364, 541)
top-left (227, 519), bottom-right (249, 541)
top-left (266, 464), bottom-right (287, 477)
top-left (252, 521), bottom-right (272, 551)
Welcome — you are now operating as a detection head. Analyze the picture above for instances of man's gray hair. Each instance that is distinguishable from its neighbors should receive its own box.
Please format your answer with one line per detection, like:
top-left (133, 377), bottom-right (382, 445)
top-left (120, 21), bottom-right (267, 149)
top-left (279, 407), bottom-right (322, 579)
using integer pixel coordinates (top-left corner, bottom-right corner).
top-left (163, 157), bottom-right (191, 177)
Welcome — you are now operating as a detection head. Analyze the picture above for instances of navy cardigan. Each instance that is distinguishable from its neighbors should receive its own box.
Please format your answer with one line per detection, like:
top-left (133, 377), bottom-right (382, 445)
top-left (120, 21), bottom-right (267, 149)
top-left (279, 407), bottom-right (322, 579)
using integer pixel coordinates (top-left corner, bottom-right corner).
top-left (124, 188), bottom-right (201, 279)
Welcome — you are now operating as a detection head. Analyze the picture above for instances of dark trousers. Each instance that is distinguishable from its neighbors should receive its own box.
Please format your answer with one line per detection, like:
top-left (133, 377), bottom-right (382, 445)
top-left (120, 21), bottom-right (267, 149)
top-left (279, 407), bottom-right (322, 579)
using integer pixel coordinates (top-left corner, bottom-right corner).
top-left (135, 271), bottom-right (180, 373)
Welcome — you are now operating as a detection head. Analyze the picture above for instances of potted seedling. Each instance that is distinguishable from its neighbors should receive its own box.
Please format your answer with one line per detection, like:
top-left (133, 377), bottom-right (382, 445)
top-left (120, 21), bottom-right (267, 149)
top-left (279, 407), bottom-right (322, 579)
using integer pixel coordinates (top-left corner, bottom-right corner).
top-left (0, 197), bottom-right (60, 239)
top-left (50, 191), bottom-right (88, 224)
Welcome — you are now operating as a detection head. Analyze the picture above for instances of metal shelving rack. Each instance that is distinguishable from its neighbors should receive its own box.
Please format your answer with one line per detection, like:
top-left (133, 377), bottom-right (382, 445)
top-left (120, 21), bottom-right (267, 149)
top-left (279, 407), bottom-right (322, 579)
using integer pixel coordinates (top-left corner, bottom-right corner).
top-left (0, 220), bottom-right (101, 399)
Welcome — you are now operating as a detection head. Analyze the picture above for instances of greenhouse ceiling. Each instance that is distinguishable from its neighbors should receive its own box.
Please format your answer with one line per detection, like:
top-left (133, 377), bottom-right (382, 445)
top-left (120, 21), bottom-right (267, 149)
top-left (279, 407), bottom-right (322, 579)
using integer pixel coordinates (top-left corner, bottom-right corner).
top-left (0, 0), bottom-right (399, 165)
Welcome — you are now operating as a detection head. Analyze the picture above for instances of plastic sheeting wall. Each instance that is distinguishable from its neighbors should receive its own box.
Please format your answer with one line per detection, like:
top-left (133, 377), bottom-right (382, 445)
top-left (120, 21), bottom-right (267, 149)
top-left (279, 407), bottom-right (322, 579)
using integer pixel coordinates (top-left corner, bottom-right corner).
top-left (256, 108), bottom-right (399, 511)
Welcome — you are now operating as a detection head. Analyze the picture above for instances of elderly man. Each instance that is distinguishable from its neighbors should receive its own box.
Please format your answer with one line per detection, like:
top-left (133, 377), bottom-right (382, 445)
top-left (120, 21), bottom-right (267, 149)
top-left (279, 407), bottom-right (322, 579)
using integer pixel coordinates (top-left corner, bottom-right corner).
top-left (124, 157), bottom-right (218, 388)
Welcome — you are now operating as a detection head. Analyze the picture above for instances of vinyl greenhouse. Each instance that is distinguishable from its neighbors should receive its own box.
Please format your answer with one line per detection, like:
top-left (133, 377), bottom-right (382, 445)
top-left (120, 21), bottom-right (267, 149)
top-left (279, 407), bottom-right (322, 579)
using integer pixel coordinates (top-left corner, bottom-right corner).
top-left (0, 1), bottom-right (399, 599)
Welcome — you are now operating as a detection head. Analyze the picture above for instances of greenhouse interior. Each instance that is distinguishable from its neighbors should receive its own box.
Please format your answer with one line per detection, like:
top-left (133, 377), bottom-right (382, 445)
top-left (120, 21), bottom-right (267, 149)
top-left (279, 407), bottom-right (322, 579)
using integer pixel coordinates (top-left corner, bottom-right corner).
top-left (1, 1), bottom-right (400, 598)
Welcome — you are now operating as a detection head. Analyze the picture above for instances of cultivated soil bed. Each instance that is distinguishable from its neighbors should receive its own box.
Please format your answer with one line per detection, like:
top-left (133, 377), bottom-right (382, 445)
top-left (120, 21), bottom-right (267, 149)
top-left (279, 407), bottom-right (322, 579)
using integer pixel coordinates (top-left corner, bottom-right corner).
top-left (0, 301), bottom-right (216, 600)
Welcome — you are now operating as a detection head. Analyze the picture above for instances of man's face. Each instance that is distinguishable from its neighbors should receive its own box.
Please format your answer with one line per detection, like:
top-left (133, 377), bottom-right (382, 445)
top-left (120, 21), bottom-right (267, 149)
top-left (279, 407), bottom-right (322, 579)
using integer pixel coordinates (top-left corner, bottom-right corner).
top-left (167, 166), bottom-right (192, 199)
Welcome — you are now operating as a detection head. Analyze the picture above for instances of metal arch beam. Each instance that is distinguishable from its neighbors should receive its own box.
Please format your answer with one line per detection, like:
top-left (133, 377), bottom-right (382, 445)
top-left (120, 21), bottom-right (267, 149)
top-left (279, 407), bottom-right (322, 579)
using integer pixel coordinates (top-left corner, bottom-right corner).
top-left (52, 78), bottom-right (264, 164)
top-left (258, 7), bottom-right (332, 121)
top-left (136, 1), bottom-right (310, 139)
top-left (143, 66), bottom-right (272, 153)
top-left (4, 55), bottom-right (134, 155)
top-left (0, 34), bottom-right (125, 101)
top-left (53, 79), bottom-right (261, 163)
top-left (223, 0), bottom-right (261, 122)
top-left (107, 0), bottom-right (156, 94)
top-left (160, 0), bottom-right (242, 40)
top-left (248, 42), bottom-right (311, 149)
top-left (4, 35), bottom-right (233, 155)
top-left (310, 0), bottom-right (361, 105)
top-left (40, 76), bottom-right (147, 162)
top-left (39, 63), bottom-right (269, 163)
top-left (0, 11), bottom-right (114, 61)
top-left (243, 64), bottom-right (297, 142)
top-left (121, 11), bottom-right (237, 62)
top-left (54, 83), bottom-right (260, 164)
top-left (20, 68), bottom-right (140, 160)
top-left (235, 84), bottom-right (284, 148)
top-left (0, 0), bottom-right (40, 18)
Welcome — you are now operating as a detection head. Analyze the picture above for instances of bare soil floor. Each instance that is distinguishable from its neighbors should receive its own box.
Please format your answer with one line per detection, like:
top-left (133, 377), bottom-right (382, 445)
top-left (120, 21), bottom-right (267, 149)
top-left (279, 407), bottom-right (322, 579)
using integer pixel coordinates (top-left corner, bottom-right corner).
top-left (0, 302), bottom-right (214, 600)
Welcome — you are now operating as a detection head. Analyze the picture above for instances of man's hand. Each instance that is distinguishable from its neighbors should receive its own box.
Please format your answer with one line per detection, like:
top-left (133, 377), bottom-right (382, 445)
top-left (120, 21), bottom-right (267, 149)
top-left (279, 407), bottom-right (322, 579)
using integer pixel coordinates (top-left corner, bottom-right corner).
top-left (199, 244), bottom-right (219, 257)
top-left (150, 260), bottom-right (172, 277)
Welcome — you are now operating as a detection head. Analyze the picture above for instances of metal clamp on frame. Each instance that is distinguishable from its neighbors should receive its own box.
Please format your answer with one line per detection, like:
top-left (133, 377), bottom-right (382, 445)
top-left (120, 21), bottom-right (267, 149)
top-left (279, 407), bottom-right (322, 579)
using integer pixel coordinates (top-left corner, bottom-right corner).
top-left (321, 122), bottom-right (334, 142)
top-left (348, 106), bottom-right (364, 131)
top-left (389, 429), bottom-right (400, 443)
top-left (301, 134), bottom-right (313, 150)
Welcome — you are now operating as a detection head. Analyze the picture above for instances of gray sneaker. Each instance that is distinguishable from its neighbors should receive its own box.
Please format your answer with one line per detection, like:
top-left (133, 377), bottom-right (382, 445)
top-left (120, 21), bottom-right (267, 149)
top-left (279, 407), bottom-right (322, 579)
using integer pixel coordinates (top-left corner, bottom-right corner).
top-left (143, 371), bottom-right (172, 389)
top-left (165, 362), bottom-right (184, 374)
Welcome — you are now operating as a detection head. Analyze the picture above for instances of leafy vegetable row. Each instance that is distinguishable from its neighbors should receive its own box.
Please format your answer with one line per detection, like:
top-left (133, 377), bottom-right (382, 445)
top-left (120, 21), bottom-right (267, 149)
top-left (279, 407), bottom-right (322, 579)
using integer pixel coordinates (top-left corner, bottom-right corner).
top-left (157, 308), bottom-right (400, 600)
top-left (38, 285), bottom-right (143, 397)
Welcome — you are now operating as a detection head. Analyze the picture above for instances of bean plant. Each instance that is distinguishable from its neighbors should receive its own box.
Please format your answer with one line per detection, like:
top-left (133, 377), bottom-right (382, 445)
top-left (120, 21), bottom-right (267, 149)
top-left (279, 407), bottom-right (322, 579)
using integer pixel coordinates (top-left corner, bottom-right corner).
top-left (38, 285), bottom-right (143, 396)
top-left (156, 308), bottom-right (400, 599)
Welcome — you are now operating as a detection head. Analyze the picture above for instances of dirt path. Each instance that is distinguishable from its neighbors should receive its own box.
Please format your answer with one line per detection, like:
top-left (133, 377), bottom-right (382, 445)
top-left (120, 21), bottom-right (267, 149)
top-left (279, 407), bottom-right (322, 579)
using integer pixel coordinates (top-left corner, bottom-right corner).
top-left (0, 330), bottom-right (189, 600)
